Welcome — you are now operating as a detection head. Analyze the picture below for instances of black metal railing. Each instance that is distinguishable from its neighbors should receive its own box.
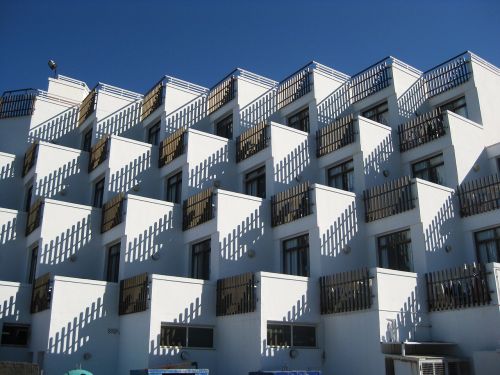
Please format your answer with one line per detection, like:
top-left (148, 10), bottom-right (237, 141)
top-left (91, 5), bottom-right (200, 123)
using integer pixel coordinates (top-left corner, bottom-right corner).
top-left (119, 273), bottom-right (149, 315)
top-left (207, 75), bottom-right (236, 115)
top-left (101, 193), bottom-right (125, 233)
top-left (236, 122), bottom-right (269, 162)
top-left (398, 109), bottom-right (445, 152)
top-left (182, 188), bottom-right (214, 231)
top-left (0, 89), bottom-right (37, 119)
top-left (22, 142), bottom-right (39, 177)
top-left (425, 54), bottom-right (471, 98)
top-left (271, 182), bottom-right (312, 227)
top-left (216, 272), bottom-right (256, 316)
top-left (277, 69), bottom-right (312, 110)
top-left (141, 79), bottom-right (164, 121)
top-left (363, 176), bottom-right (416, 222)
top-left (88, 136), bottom-right (109, 172)
top-left (457, 175), bottom-right (500, 217)
top-left (78, 89), bottom-right (97, 126)
top-left (319, 268), bottom-right (372, 314)
top-left (158, 128), bottom-right (186, 168)
top-left (26, 199), bottom-right (43, 236)
top-left (30, 273), bottom-right (52, 314)
top-left (316, 114), bottom-right (355, 157)
top-left (426, 263), bottom-right (491, 311)
top-left (350, 59), bottom-right (392, 103)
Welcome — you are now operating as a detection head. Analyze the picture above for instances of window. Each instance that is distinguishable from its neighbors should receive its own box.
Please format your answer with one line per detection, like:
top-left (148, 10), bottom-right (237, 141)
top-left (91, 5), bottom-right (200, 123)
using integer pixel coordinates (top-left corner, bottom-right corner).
top-left (147, 121), bottom-right (161, 146)
top-left (496, 157), bottom-right (500, 174)
top-left (27, 246), bottom-right (38, 284)
top-left (377, 229), bottom-right (413, 272)
top-left (1, 324), bottom-right (29, 346)
top-left (327, 159), bottom-right (354, 192)
top-left (245, 166), bottom-right (266, 198)
top-left (215, 114), bottom-right (233, 139)
top-left (192, 239), bottom-right (211, 280)
top-left (267, 323), bottom-right (316, 347)
top-left (287, 107), bottom-right (310, 132)
top-left (160, 324), bottom-right (214, 348)
top-left (82, 128), bottom-right (92, 152)
top-left (438, 96), bottom-right (467, 118)
top-left (362, 101), bottom-right (389, 125)
top-left (412, 153), bottom-right (445, 185)
top-left (283, 234), bottom-right (309, 277)
top-left (165, 171), bottom-right (182, 204)
top-left (475, 226), bottom-right (500, 263)
top-left (105, 243), bottom-right (120, 282)
top-left (93, 177), bottom-right (105, 208)
top-left (25, 184), bottom-right (33, 212)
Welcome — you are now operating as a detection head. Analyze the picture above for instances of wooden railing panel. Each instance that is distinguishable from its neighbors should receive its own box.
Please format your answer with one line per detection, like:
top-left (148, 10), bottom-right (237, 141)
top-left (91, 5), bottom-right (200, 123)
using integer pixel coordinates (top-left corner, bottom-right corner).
top-left (236, 122), bottom-right (269, 162)
top-left (88, 136), bottom-right (109, 172)
top-left (216, 272), bottom-right (256, 316)
top-left (101, 193), bottom-right (125, 233)
top-left (398, 109), bottom-right (445, 152)
top-left (271, 182), bottom-right (312, 227)
top-left (277, 70), bottom-right (311, 110)
top-left (207, 77), bottom-right (236, 115)
top-left (78, 89), bottom-right (97, 126)
top-left (316, 114), bottom-right (355, 157)
top-left (457, 175), bottom-right (500, 217)
top-left (25, 199), bottom-right (43, 236)
top-left (0, 89), bottom-right (37, 119)
top-left (158, 128), bottom-right (186, 168)
top-left (30, 273), bottom-right (52, 314)
top-left (119, 273), bottom-right (149, 315)
top-left (22, 142), bottom-right (39, 177)
top-left (182, 188), bottom-right (214, 231)
top-left (141, 80), bottom-right (164, 121)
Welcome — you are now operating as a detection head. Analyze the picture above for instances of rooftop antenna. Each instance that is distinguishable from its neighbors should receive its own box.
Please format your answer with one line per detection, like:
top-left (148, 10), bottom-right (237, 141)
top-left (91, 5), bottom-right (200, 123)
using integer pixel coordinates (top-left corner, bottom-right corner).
top-left (48, 60), bottom-right (57, 78)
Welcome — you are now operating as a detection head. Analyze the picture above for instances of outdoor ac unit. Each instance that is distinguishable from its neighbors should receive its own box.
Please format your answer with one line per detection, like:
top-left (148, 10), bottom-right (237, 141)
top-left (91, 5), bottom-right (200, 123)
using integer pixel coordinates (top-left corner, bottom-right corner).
top-left (388, 356), bottom-right (470, 375)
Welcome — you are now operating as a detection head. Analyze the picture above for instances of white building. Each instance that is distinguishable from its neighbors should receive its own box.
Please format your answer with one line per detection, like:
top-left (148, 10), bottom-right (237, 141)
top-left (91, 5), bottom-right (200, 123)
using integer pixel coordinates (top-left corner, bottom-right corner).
top-left (0, 52), bottom-right (499, 375)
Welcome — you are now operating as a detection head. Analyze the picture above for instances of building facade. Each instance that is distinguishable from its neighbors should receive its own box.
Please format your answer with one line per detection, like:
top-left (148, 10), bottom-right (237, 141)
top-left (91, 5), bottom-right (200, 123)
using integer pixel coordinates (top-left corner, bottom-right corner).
top-left (0, 51), bottom-right (499, 375)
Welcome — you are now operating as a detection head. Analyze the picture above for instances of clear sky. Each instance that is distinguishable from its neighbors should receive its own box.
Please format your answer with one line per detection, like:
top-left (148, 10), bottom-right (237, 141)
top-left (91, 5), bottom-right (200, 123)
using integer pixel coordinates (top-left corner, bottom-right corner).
top-left (1, 0), bottom-right (499, 94)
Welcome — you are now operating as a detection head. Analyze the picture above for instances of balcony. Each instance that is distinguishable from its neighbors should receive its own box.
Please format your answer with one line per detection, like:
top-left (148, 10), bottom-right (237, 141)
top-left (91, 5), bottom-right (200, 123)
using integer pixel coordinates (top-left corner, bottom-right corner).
top-left (349, 58), bottom-right (392, 103)
top-left (22, 141), bottom-right (38, 177)
top-left (182, 187), bottom-right (215, 230)
top-left (363, 176), bottom-right (416, 222)
top-left (424, 52), bottom-right (471, 98)
top-left (316, 114), bottom-right (355, 157)
top-left (101, 193), bottom-right (125, 233)
top-left (78, 88), bottom-right (97, 126)
top-left (457, 175), bottom-right (500, 217)
top-left (158, 128), bottom-right (186, 168)
top-left (141, 79), bottom-right (164, 121)
top-left (236, 122), bottom-right (269, 162)
top-left (26, 198), bottom-right (43, 236)
top-left (271, 182), bottom-right (312, 227)
top-left (207, 73), bottom-right (236, 115)
top-left (30, 273), bottom-right (52, 314)
top-left (398, 109), bottom-right (446, 152)
top-left (277, 65), bottom-right (312, 110)
top-left (119, 272), bottom-right (149, 315)
top-left (88, 135), bottom-right (109, 172)
top-left (216, 272), bottom-right (257, 316)
top-left (0, 89), bottom-right (37, 119)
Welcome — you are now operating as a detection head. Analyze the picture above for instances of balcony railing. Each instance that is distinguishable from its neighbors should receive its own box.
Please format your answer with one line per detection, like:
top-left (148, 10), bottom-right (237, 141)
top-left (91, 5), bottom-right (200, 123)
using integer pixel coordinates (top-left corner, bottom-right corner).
top-left (119, 273), bottom-right (149, 315)
top-left (316, 114), bottom-right (355, 157)
top-left (426, 263), bottom-right (491, 311)
top-left (236, 122), bottom-right (269, 163)
top-left (398, 109), bottom-right (445, 152)
top-left (363, 176), bottom-right (416, 222)
top-left (158, 128), bottom-right (186, 168)
top-left (271, 182), bottom-right (312, 227)
top-left (216, 272), bottom-right (256, 316)
top-left (319, 268), bottom-right (372, 314)
top-left (26, 199), bottom-right (43, 236)
top-left (277, 67), bottom-right (312, 110)
top-left (30, 273), bottom-right (52, 314)
top-left (22, 142), bottom-right (39, 177)
top-left (141, 79), bottom-right (164, 121)
top-left (101, 193), bottom-right (125, 233)
top-left (350, 59), bottom-right (392, 103)
top-left (0, 89), bottom-right (37, 119)
top-left (182, 188), bottom-right (214, 231)
top-left (207, 75), bottom-right (236, 115)
top-left (78, 89), bottom-right (97, 126)
top-left (424, 53), bottom-right (471, 98)
top-left (457, 175), bottom-right (500, 217)
top-left (88, 135), bottom-right (109, 172)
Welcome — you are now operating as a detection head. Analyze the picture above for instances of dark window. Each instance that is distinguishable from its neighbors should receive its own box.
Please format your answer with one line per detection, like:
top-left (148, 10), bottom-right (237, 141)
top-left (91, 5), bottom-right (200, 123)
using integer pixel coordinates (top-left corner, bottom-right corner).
top-left (106, 243), bottom-right (120, 282)
top-left (192, 239), bottom-right (211, 280)
top-left (215, 114), bottom-right (233, 139)
top-left (412, 154), bottom-right (445, 185)
top-left (28, 246), bottom-right (38, 284)
top-left (287, 107), bottom-right (310, 132)
top-left (82, 128), bottom-right (92, 152)
top-left (245, 166), bottom-right (266, 198)
top-left (283, 234), bottom-right (309, 277)
top-left (160, 325), bottom-right (187, 347)
top-left (475, 226), bottom-right (500, 263)
top-left (166, 171), bottom-right (182, 204)
top-left (147, 121), bottom-right (161, 146)
top-left (327, 159), bottom-right (354, 192)
top-left (93, 178), bottom-right (105, 208)
top-left (362, 101), bottom-right (389, 125)
top-left (1, 324), bottom-right (29, 346)
top-left (25, 185), bottom-right (33, 212)
top-left (188, 327), bottom-right (214, 348)
top-left (497, 157), bottom-right (500, 174)
top-left (160, 325), bottom-right (214, 348)
top-left (377, 229), bottom-right (413, 272)
top-left (267, 323), bottom-right (315, 347)
top-left (438, 96), bottom-right (468, 118)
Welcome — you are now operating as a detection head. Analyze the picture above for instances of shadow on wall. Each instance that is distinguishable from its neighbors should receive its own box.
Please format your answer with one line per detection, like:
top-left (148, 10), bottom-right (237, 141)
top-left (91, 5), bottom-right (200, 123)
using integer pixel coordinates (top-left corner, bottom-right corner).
top-left (363, 133), bottom-right (396, 188)
top-left (397, 77), bottom-right (427, 119)
top-left (28, 106), bottom-right (79, 144)
top-left (165, 94), bottom-right (207, 134)
top-left (189, 145), bottom-right (229, 190)
top-left (424, 195), bottom-right (455, 255)
top-left (109, 151), bottom-right (152, 195)
top-left (0, 216), bottom-right (17, 246)
top-left (35, 157), bottom-right (82, 200)
top-left (0, 160), bottom-right (15, 180)
top-left (95, 101), bottom-right (142, 140)
top-left (274, 139), bottom-right (310, 187)
top-left (0, 290), bottom-right (23, 320)
top-left (240, 88), bottom-right (277, 131)
top-left (316, 81), bottom-right (351, 128)
top-left (320, 201), bottom-right (359, 258)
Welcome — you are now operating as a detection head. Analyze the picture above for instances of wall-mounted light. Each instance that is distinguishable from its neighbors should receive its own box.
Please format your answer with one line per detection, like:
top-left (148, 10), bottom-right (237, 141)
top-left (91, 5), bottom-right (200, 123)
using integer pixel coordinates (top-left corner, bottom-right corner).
top-left (83, 352), bottom-right (92, 361)
top-left (180, 351), bottom-right (190, 360)
top-left (151, 252), bottom-right (160, 261)
top-left (473, 163), bottom-right (480, 172)
top-left (342, 245), bottom-right (351, 255)
top-left (59, 188), bottom-right (67, 196)
top-left (445, 245), bottom-right (452, 253)
top-left (213, 180), bottom-right (221, 188)
top-left (289, 349), bottom-right (299, 359)
top-left (383, 170), bottom-right (390, 177)
top-left (247, 249), bottom-right (256, 258)
top-left (133, 184), bottom-right (140, 192)
top-left (69, 254), bottom-right (77, 262)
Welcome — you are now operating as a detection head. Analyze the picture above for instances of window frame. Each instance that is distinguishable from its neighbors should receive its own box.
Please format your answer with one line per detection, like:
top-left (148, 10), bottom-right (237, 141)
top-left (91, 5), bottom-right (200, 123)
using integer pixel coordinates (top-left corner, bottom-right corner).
top-left (147, 121), bottom-right (161, 146)
top-left (82, 127), bottom-right (93, 152)
top-left (287, 107), bottom-right (310, 133)
top-left (165, 171), bottom-right (182, 204)
top-left (474, 225), bottom-right (500, 263)
top-left (377, 229), bottom-right (413, 272)
top-left (361, 101), bottom-right (389, 125)
top-left (1, 323), bottom-right (30, 347)
top-left (105, 242), bottom-right (121, 283)
top-left (27, 245), bottom-right (38, 284)
top-left (244, 165), bottom-right (266, 198)
top-left (282, 233), bottom-right (309, 277)
top-left (24, 184), bottom-right (33, 212)
top-left (411, 153), bottom-right (445, 185)
top-left (215, 113), bottom-right (233, 139)
top-left (160, 323), bottom-right (214, 349)
top-left (191, 238), bottom-right (211, 280)
top-left (327, 159), bottom-right (354, 192)
top-left (266, 322), bottom-right (316, 348)
top-left (93, 177), bottom-right (105, 208)
top-left (438, 96), bottom-right (468, 118)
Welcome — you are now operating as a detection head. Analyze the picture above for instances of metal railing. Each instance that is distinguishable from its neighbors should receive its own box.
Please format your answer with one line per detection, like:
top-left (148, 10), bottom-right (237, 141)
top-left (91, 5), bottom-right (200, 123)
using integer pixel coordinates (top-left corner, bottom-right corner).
top-left (0, 89), bottom-right (37, 119)
top-left (26, 199), bottom-right (43, 236)
top-left (158, 128), bottom-right (186, 167)
top-left (457, 175), bottom-right (500, 217)
top-left (119, 273), bottom-right (149, 315)
top-left (319, 268), bottom-right (372, 314)
top-left (88, 135), bottom-right (109, 172)
top-left (78, 89), bottom-right (97, 126)
top-left (271, 182), bottom-right (312, 227)
top-left (424, 53), bottom-right (471, 98)
top-left (101, 193), bottom-right (125, 233)
top-left (277, 67), bottom-right (312, 110)
top-left (398, 108), bottom-right (445, 152)
top-left (236, 122), bottom-right (269, 162)
top-left (22, 142), bottom-right (39, 177)
top-left (207, 75), bottom-right (236, 115)
top-left (426, 263), bottom-right (491, 311)
top-left (316, 114), bottom-right (355, 157)
top-left (182, 188), bottom-right (214, 231)
top-left (30, 273), bottom-right (52, 314)
top-left (141, 79), bottom-right (164, 121)
top-left (350, 58), bottom-right (392, 103)
top-left (216, 272), bottom-right (256, 316)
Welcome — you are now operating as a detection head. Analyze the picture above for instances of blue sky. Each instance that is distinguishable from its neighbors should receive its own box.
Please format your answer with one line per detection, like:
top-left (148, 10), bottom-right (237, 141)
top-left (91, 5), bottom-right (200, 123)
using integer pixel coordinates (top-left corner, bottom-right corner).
top-left (1, 0), bottom-right (499, 94)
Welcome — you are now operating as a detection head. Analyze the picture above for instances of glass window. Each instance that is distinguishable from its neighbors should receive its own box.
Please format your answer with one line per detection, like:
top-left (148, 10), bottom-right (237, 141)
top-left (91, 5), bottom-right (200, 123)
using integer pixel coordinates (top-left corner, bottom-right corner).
top-left (215, 114), bottom-right (233, 139)
top-left (267, 323), bottom-right (316, 347)
top-left (147, 121), bottom-right (161, 146)
top-left (25, 184), bottom-right (33, 212)
top-left (160, 325), bottom-right (214, 348)
top-left (106, 243), bottom-right (120, 282)
top-left (93, 177), bottom-right (105, 208)
top-left (362, 101), bottom-right (389, 125)
top-left (245, 166), bottom-right (266, 198)
top-left (166, 171), bottom-right (182, 204)
top-left (327, 159), bottom-right (354, 192)
top-left (412, 153), bottom-right (445, 185)
top-left (188, 327), bottom-right (214, 348)
top-left (377, 229), bottom-right (413, 272)
top-left (283, 234), bottom-right (309, 277)
top-left (1, 324), bottom-right (29, 346)
top-left (192, 239), bottom-right (211, 280)
top-left (287, 107), bottom-right (309, 132)
top-left (267, 324), bottom-right (291, 347)
top-left (475, 226), bottom-right (500, 263)
top-left (82, 128), bottom-right (92, 152)
top-left (292, 325), bottom-right (316, 347)
top-left (28, 246), bottom-right (38, 284)
top-left (160, 325), bottom-right (187, 347)
top-left (438, 96), bottom-right (468, 118)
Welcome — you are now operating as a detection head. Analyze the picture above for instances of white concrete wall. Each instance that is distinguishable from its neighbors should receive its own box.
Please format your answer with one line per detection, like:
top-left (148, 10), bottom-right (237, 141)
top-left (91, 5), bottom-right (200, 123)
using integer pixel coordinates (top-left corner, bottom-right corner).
top-left (0, 208), bottom-right (27, 282)
top-left (47, 76), bottom-right (88, 103)
top-left (96, 100), bottom-right (143, 142)
top-left (0, 152), bottom-right (22, 210)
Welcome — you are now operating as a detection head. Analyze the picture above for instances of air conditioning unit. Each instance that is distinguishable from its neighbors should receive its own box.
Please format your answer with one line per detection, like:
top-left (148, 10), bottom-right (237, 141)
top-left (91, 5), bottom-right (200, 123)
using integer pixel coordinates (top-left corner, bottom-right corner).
top-left (387, 356), bottom-right (470, 375)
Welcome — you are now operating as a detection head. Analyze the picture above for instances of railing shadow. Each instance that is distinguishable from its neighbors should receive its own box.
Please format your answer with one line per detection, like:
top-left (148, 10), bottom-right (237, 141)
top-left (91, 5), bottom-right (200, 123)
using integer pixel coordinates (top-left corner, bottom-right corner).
top-left (28, 106), bottom-right (79, 144)
top-left (424, 195), bottom-right (455, 254)
top-left (109, 151), bottom-right (152, 195)
top-left (363, 132), bottom-right (395, 188)
top-left (0, 158), bottom-right (15, 180)
top-left (96, 100), bottom-right (142, 139)
top-left (35, 157), bottom-right (82, 199)
top-left (320, 201), bottom-right (359, 258)
top-left (273, 139), bottom-right (310, 187)
top-left (397, 77), bottom-right (427, 119)
top-left (0, 215), bottom-right (17, 245)
top-left (188, 145), bottom-right (229, 190)
top-left (316, 81), bottom-right (351, 128)
top-left (165, 94), bottom-right (207, 134)
top-left (239, 88), bottom-right (277, 131)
